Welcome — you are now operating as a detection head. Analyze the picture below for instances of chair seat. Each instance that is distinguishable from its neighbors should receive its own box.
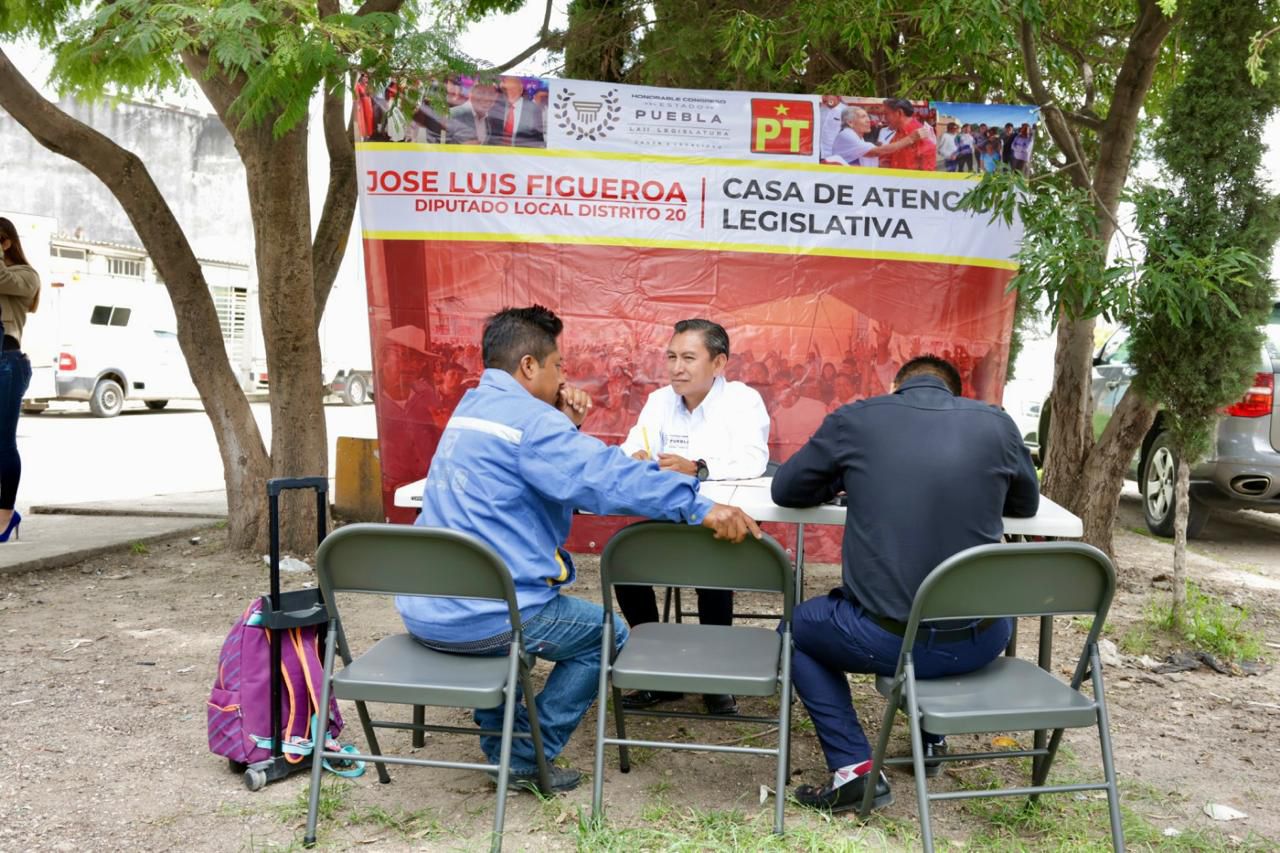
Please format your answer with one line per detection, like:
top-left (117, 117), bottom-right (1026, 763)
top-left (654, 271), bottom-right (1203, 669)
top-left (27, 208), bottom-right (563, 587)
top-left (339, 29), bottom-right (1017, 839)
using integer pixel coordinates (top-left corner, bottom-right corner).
top-left (876, 656), bottom-right (1098, 736)
top-left (333, 633), bottom-right (509, 709)
top-left (612, 622), bottom-right (781, 696)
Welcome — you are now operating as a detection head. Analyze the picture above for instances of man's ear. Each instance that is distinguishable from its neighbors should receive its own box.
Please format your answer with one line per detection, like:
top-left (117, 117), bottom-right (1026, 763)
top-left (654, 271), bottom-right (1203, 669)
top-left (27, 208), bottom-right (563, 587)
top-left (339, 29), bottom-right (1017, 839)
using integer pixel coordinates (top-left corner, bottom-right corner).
top-left (712, 353), bottom-right (728, 373)
top-left (517, 354), bottom-right (537, 379)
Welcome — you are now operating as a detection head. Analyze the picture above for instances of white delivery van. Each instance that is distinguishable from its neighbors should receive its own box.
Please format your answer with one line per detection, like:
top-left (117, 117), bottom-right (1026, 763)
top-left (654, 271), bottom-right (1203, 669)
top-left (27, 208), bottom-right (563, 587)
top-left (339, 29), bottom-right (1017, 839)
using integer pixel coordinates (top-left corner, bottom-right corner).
top-left (26, 280), bottom-right (200, 417)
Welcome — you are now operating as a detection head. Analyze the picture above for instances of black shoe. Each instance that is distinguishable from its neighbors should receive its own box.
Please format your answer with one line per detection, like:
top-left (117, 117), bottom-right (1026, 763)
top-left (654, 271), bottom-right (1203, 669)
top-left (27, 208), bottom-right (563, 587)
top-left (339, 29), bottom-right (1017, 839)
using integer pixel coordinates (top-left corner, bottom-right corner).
top-left (489, 764), bottom-right (582, 795)
top-left (703, 693), bottom-right (739, 715)
top-left (794, 771), bottom-right (893, 814)
top-left (621, 689), bottom-right (683, 709)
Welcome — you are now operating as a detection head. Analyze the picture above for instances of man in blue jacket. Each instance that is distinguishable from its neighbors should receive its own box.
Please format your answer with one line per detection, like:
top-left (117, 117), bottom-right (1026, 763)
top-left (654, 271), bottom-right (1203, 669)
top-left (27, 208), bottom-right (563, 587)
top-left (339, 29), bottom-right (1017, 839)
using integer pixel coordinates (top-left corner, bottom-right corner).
top-left (771, 355), bottom-right (1039, 814)
top-left (397, 305), bottom-right (761, 796)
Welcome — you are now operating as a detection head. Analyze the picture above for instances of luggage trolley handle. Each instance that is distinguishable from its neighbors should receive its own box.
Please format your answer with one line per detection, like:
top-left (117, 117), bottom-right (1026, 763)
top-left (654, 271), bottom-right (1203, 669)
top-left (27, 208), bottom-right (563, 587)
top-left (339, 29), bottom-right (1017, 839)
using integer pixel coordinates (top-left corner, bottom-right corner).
top-left (265, 476), bottom-right (328, 764)
top-left (266, 477), bottom-right (329, 608)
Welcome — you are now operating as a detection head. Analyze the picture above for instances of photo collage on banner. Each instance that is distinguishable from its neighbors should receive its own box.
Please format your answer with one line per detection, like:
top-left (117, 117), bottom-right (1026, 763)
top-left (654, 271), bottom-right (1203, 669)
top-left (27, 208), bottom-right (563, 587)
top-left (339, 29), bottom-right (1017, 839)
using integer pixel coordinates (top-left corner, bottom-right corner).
top-left (356, 73), bottom-right (1036, 554)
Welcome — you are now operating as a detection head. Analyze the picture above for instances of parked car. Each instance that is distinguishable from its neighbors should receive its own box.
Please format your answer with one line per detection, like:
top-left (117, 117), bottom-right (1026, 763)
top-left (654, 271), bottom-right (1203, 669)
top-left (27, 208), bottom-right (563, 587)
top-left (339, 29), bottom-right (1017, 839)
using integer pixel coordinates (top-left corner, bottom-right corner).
top-left (1038, 301), bottom-right (1280, 537)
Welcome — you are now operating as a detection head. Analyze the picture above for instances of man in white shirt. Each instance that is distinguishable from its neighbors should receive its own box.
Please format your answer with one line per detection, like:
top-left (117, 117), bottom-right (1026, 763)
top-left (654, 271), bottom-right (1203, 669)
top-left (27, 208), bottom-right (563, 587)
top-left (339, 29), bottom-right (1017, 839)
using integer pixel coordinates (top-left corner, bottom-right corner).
top-left (937, 121), bottom-right (958, 170)
top-left (617, 319), bottom-right (770, 715)
top-left (818, 94), bottom-right (845, 161)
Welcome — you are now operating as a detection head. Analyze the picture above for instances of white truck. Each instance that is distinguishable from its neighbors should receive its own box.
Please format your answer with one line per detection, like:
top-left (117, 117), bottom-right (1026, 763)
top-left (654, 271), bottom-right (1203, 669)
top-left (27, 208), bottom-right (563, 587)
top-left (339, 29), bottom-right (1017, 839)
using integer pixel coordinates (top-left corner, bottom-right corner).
top-left (24, 279), bottom-right (199, 416)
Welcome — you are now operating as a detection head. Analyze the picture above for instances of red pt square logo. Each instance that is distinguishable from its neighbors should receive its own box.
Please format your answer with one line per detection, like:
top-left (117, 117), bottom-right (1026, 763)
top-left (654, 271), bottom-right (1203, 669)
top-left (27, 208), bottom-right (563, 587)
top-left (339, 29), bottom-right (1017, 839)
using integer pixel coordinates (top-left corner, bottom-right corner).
top-left (750, 99), bottom-right (814, 155)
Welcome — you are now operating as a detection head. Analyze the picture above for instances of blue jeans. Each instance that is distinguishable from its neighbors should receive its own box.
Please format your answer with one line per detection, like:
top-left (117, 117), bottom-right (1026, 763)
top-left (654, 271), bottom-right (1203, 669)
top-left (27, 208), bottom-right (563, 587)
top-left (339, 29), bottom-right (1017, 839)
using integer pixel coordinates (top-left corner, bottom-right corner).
top-left (790, 589), bottom-right (1012, 769)
top-left (466, 593), bottom-right (628, 773)
top-left (0, 352), bottom-right (31, 510)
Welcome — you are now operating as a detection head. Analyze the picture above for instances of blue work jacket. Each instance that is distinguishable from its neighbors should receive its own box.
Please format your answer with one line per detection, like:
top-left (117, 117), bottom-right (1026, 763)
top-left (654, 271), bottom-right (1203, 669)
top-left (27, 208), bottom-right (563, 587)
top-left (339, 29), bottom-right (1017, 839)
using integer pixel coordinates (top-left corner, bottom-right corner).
top-left (397, 368), bottom-right (715, 642)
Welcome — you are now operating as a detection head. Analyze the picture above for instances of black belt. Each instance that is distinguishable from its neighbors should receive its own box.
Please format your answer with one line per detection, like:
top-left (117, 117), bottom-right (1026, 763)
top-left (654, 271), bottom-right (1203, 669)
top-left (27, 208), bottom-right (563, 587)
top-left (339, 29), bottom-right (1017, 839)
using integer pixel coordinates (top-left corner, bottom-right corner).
top-left (871, 612), bottom-right (999, 642)
top-left (840, 587), bottom-right (999, 642)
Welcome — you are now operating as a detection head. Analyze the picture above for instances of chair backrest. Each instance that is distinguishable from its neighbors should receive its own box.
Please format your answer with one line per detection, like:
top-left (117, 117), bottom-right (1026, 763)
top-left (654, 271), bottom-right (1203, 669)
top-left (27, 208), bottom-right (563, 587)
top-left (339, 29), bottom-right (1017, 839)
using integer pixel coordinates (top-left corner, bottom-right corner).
top-left (315, 523), bottom-right (520, 627)
top-left (904, 541), bottom-right (1115, 646)
top-left (600, 521), bottom-right (794, 617)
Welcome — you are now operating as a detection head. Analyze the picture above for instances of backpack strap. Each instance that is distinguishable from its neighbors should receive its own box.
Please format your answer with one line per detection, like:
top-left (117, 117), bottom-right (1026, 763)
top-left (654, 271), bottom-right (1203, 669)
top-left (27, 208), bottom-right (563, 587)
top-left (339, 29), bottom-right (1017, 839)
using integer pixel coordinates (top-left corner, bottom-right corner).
top-left (266, 627), bottom-right (306, 765)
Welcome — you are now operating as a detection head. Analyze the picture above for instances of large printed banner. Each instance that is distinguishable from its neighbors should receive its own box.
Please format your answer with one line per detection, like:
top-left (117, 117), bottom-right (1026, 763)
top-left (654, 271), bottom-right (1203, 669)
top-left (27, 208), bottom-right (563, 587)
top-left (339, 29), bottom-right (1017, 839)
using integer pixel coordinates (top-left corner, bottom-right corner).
top-left (357, 76), bottom-right (1035, 556)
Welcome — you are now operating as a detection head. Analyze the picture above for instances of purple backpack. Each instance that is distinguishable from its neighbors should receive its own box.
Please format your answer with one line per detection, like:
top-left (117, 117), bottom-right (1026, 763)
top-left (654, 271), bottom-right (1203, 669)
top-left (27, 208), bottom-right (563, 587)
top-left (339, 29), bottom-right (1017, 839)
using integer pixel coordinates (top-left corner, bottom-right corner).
top-left (207, 597), bottom-right (343, 766)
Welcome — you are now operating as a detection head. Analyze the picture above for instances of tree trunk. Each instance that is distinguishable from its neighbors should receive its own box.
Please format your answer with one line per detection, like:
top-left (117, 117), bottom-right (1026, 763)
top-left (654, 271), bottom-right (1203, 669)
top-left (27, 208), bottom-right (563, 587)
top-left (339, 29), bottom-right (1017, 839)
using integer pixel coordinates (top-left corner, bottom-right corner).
top-left (0, 49), bottom-right (272, 551)
top-left (1171, 455), bottom-right (1190, 629)
top-left (242, 123), bottom-right (330, 554)
top-left (1018, 1), bottom-right (1175, 552)
top-left (1040, 314), bottom-right (1096, 515)
top-left (1076, 386), bottom-right (1158, 556)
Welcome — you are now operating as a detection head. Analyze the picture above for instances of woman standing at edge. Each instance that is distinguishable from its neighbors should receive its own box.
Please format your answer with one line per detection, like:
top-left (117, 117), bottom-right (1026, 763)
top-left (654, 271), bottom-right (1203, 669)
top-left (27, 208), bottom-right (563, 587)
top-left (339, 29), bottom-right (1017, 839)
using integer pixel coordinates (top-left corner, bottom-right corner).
top-left (0, 218), bottom-right (40, 541)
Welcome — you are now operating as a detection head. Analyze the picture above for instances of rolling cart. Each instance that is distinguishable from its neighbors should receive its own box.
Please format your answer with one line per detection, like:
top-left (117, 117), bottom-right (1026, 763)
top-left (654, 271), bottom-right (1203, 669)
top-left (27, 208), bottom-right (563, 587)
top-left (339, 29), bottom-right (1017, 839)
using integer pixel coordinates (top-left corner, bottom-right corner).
top-left (236, 477), bottom-right (331, 791)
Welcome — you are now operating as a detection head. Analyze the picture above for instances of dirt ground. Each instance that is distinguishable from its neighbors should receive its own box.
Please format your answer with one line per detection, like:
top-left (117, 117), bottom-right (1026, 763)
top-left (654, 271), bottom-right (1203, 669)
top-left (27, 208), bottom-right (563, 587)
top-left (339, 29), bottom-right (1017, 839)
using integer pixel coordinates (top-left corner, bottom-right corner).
top-left (1, 506), bottom-right (1278, 852)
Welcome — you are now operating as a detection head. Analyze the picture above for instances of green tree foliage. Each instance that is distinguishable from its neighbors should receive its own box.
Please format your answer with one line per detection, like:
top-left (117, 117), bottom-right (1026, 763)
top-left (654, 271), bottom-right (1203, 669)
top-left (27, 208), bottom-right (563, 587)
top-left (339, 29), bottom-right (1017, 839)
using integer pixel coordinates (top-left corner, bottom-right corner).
top-left (1130, 0), bottom-right (1280, 461)
top-left (1127, 0), bottom-right (1280, 623)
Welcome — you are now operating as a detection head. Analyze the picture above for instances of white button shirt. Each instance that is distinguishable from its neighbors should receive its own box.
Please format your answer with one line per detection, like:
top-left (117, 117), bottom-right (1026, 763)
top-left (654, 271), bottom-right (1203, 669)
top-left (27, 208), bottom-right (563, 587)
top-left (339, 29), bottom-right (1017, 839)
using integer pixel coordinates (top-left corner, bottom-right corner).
top-left (620, 376), bottom-right (770, 480)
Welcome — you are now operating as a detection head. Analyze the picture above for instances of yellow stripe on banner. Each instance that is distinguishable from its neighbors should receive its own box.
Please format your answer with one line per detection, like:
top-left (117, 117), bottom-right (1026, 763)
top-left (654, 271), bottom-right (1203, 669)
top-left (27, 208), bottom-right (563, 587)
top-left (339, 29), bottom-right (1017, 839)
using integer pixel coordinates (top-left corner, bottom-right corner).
top-left (355, 142), bottom-right (982, 181)
top-left (362, 229), bottom-right (1019, 271)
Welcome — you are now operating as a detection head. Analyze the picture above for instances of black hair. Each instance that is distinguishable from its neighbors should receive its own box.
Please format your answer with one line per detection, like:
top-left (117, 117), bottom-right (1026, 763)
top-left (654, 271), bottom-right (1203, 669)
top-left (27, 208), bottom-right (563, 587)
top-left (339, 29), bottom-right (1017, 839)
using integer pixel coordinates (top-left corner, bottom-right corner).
top-left (482, 305), bottom-right (563, 372)
top-left (673, 318), bottom-right (730, 359)
top-left (883, 97), bottom-right (915, 116)
top-left (894, 354), bottom-right (963, 395)
top-left (0, 218), bottom-right (30, 267)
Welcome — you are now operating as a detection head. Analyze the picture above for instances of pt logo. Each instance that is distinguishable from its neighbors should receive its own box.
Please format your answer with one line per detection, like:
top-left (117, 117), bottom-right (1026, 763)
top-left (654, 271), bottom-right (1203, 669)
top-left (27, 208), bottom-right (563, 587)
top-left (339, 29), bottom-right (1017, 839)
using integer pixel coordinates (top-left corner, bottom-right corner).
top-left (750, 99), bottom-right (814, 155)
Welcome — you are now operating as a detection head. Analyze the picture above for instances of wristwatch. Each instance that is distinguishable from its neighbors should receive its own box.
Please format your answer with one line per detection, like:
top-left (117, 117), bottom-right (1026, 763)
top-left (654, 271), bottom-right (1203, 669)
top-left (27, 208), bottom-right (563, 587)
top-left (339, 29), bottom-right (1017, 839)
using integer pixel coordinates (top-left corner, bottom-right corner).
top-left (695, 458), bottom-right (709, 481)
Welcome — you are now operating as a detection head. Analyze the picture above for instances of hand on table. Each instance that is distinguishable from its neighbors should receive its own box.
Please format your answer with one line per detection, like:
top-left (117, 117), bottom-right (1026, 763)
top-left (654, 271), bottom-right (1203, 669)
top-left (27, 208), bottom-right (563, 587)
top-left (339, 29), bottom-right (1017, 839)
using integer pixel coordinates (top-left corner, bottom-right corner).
top-left (556, 385), bottom-right (593, 427)
top-left (657, 453), bottom-right (697, 476)
top-left (701, 504), bottom-right (762, 543)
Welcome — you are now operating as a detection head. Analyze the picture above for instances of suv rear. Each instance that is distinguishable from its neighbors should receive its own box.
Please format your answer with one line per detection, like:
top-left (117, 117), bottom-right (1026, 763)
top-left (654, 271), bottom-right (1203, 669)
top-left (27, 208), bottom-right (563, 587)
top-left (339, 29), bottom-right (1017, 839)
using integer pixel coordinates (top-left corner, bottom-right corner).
top-left (1040, 301), bottom-right (1280, 537)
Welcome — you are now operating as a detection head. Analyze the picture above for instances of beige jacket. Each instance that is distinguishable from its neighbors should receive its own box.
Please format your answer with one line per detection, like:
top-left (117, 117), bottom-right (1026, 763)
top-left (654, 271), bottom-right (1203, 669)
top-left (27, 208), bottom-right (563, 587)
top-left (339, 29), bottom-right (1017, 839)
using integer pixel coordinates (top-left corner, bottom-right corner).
top-left (0, 263), bottom-right (39, 344)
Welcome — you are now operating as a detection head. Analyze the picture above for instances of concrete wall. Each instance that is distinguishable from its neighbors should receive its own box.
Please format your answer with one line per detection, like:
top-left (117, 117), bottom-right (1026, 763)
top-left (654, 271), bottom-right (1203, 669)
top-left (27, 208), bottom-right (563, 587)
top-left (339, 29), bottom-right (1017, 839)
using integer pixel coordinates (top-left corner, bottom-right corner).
top-left (0, 98), bottom-right (252, 264)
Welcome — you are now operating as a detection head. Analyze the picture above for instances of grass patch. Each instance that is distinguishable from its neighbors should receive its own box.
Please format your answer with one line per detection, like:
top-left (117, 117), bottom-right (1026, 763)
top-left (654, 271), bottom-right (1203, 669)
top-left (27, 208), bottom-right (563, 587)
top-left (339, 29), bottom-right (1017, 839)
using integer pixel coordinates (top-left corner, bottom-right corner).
top-left (1147, 582), bottom-right (1265, 661)
top-left (346, 805), bottom-right (443, 841)
top-left (130, 541), bottom-right (150, 555)
top-left (276, 778), bottom-right (350, 824)
top-left (1117, 623), bottom-right (1158, 657)
top-left (275, 781), bottom-right (446, 846)
top-left (575, 803), bottom-right (917, 851)
top-left (949, 754), bottom-right (1269, 852)
top-left (960, 780), bottom-right (1272, 852)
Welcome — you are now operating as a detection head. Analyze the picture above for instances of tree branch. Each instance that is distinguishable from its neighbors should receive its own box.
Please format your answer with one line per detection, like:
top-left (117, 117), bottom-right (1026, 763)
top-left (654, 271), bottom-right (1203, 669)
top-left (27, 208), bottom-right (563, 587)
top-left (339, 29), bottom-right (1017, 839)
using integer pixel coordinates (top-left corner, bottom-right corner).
top-left (355, 0), bottom-right (406, 15)
top-left (312, 72), bottom-right (357, 324)
top-left (310, 0), bottom-right (357, 323)
top-left (1094, 0), bottom-right (1177, 221)
top-left (483, 0), bottom-right (555, 74)
top-left (1018, 15), bottom-right (1091, 191)
top-left (1061, 108), bottom-right (1104, 131)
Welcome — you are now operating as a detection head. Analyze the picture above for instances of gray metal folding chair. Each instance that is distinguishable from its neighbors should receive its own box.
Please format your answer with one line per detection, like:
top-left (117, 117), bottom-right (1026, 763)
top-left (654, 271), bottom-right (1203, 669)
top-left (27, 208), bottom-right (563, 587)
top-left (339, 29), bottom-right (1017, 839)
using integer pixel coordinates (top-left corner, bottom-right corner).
top-left (303, 523), bottom-right (551, 852)
top-left (592, 521), bottom-right (795, 834)
top-left (862, 542), bottom-right (1123, 852)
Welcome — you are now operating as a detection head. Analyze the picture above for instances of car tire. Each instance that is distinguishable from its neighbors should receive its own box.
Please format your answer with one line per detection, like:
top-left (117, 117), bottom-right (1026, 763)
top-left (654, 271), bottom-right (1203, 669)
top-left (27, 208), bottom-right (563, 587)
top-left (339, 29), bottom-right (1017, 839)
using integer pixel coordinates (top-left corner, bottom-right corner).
top-left (341, 374), bottom-right (368, 406)
top-left (89, 378), bottom-right (125, 418)
top-left (145, 400), bottom-right (169, 411)
top-left (1141, 431), bottom-right (1210, 538)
